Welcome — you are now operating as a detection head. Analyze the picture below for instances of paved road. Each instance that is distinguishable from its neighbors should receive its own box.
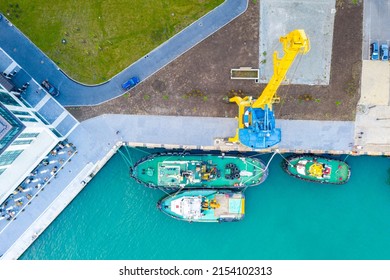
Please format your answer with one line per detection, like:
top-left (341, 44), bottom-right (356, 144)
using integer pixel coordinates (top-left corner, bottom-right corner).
top-left (0, 0), bottom-right (247, 106)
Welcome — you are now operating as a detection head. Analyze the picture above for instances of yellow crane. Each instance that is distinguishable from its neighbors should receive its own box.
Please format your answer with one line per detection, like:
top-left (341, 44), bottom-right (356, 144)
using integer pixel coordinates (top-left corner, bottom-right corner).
top-left (229, 29), bottom-right (310, 149)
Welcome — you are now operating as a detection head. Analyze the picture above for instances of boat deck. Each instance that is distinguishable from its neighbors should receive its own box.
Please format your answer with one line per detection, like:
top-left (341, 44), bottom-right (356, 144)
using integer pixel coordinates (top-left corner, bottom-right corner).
top-left (136, 154), bottom-right (266, 188)
top-left (159, 190), bottom-right (245, 222)
top-left (212, 193), bottom-right (244, 217)
top-left (286, 155), bottom-right (350, 184)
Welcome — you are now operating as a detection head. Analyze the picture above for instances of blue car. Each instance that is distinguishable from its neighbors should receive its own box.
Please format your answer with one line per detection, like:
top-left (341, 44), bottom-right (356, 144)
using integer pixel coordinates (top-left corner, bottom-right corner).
top-left (380, 44), bottom-right (389, 61)
top-left (371, 42), bottom-right (379, 60)
top-left (121, 76), bottom-right (140, 90)
top-left (41, 80), bottom-right (60, 97)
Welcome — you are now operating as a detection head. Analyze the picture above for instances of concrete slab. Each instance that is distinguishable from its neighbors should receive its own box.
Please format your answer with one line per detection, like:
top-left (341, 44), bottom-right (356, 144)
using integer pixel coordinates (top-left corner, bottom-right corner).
top-left (354, 105), bottom-right (390, 154)
top-left (75, 115), bottom-right (354, 153)
top-left (359, 60), bottom-right (390, 105)
top-left (278, 120), bottom-right (355, 152)
top-left (37, 98), bottom-right (64, 124)
top-left (259, 0), bottom-right (335, 85)
top-left (55, 114), bottom-right (78, 137)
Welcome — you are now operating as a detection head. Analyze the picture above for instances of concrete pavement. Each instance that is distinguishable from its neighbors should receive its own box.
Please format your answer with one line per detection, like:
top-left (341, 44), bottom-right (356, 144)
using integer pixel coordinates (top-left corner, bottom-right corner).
top-left (259, 0), bottom-right (336, 85)
top-left (73, 114), bottom-right (355, 154)
top-left (355, 0), bottom-right (390, 155)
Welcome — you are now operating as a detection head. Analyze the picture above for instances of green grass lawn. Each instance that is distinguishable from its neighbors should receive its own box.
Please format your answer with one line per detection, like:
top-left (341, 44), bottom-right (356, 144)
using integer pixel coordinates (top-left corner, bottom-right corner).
top-left (0, 0), bottom-right (223, 84)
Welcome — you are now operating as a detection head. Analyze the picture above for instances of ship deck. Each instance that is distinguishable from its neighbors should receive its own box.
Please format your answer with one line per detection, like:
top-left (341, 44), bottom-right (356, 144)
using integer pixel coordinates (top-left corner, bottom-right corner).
top-left (136, 154), bottom-right (266, 188)
top-left (287, 156), bottom-right (350, 183)
top-left (160, 190), bottom-right (244, 222)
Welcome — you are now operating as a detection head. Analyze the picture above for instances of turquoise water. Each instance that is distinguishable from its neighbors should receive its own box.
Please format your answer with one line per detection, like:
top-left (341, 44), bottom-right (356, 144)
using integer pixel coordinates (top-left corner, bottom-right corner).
top-left (20, 149), bottom-right (390, 260)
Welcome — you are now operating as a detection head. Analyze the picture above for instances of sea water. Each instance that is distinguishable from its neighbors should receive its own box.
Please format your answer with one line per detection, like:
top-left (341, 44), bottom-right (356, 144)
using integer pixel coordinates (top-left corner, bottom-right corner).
top-left (20, 149), bottom-right (390, 260)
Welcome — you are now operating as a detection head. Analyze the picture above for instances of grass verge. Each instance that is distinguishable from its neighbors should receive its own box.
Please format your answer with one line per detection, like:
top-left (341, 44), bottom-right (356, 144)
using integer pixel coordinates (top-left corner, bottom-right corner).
top-left (0, 0), bottom-right (223, 84)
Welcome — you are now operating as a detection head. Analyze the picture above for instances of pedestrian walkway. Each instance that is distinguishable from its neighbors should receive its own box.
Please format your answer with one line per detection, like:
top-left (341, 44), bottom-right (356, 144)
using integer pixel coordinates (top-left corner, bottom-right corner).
top-left (0, 0), bottom-right (248, 106)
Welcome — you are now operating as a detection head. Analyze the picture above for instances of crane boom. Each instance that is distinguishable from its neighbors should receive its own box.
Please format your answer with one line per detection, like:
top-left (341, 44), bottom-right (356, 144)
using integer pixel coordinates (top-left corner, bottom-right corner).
top-left (228, 29), bottom-right (310, 149)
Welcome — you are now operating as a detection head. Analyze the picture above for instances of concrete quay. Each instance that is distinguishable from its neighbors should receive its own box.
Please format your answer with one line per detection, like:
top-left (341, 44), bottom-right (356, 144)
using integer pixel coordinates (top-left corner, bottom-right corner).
top-left (0, 113), bottom-right (358, 259)
top-left (353, 60), bottom-right (390, 156)
top-left (3, 109), bottom-right (390, 259)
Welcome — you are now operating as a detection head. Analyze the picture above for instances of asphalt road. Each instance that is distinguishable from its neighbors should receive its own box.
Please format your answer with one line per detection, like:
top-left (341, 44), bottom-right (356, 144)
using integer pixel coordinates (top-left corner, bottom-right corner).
top-left (0, 0), bottom-right (247, 106)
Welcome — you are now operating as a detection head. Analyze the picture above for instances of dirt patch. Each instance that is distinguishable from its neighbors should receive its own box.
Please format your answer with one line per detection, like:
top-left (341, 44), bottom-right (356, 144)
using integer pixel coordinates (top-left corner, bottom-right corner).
top-left (67, 1), bottom-right (363, 122)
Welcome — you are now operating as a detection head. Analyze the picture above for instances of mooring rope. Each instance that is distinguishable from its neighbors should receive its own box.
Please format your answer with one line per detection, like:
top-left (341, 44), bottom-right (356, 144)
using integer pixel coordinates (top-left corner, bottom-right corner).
top-left (171, 186), bottom-right (185, 198)
top-left (240, 171), bottom-right (263, 186)
top-left (263, 150), bottom-right (279, 171)
top-left (158, 187), bottom-right (175, 197)
top-left (245, 159), bottom-right (264, 172)
top-left (117, 149), bottom-right (133, 168)
top-left (129, 146), bottom-right (151, 156)
top-left (277, 151), bottom-right (294, 167)
top-left (123, 145), bottom-right (134, 166)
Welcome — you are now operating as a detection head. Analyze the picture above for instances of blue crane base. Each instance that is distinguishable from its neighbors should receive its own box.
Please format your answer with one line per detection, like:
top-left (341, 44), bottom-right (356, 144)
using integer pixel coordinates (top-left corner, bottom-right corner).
top-left (238, 107), bottom-right (281, 149)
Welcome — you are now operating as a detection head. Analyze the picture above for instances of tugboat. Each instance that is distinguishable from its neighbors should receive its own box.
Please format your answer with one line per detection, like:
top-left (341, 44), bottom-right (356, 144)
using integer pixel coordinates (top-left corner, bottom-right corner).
top-left (130, 152), bottom-right (268, 190)
top-left (157, 189), bottom-right (245, 223)
top-left (282, 154), bottom-right (351, 184)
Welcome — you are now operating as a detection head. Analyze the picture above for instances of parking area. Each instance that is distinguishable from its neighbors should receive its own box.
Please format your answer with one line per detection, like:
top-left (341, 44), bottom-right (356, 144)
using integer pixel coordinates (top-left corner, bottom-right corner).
top-left (258, 0), bottom-right (336, 85)
top-left (363, 0), bottom-right (390, 60)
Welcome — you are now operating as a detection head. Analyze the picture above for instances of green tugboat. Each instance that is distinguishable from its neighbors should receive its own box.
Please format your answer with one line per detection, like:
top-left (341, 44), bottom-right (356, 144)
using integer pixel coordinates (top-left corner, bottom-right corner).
top-left (130, 152), bottom-right (268, 190)
top-left (157, 189), bottom-right (245, 223)
top-left (282, 154), bottom-right (351, 184)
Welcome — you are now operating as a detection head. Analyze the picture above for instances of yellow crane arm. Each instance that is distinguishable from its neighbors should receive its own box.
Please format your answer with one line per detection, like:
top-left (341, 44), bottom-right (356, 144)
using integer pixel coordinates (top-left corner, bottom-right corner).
top-left (252, 29), bottom-right (310, 110)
